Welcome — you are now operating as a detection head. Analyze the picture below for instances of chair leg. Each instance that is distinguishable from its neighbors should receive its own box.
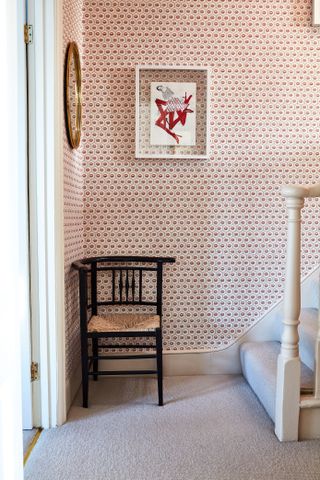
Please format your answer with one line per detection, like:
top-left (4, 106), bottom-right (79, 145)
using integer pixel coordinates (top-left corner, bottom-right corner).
top-left (156, 329), bottom-right (163, 406)
top-left (81, 334), bottom-right (89, 408)
top-left (92, 338), bottom-right (98, 381)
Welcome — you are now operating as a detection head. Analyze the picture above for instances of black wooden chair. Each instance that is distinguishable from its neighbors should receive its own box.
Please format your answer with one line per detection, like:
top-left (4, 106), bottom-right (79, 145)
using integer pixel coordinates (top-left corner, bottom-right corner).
top-left (72, 256), bottom-right (175, 407)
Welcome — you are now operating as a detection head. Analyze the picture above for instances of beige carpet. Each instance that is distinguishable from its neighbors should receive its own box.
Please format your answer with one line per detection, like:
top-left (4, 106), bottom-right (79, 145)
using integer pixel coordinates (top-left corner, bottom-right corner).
top-left (24, 375), bottom-right (320, 480)
top-left (23, 429), bottom-right (37, 455)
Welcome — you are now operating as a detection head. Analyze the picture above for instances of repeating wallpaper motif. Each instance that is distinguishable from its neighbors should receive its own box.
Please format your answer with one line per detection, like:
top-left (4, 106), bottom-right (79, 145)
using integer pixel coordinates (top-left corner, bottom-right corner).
top-left (65, 0), bottom-right (320, 379)
top-left (81, 0), bottom-right (320, 352)
top-left (63, 0), bottom-right (84, 380)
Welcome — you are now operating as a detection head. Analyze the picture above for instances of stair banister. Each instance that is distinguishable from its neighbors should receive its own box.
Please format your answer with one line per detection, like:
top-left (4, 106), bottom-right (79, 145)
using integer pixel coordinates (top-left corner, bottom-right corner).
top-left (275, 186), bottom-right (304, 441)
top-left (276, 182), bottom-right (320, 440)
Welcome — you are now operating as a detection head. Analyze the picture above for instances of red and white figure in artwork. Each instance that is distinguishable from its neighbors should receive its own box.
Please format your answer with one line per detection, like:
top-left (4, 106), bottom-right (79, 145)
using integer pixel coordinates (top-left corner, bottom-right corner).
top-left (155, 85), bottom-right (193, 144)
top-left (150, 82), bottom-right (196, 146)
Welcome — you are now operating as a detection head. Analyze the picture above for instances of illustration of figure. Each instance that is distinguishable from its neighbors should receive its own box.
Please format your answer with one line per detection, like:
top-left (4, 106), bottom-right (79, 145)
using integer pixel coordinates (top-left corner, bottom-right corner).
top-left (154, 85), bottom-right (194, 144)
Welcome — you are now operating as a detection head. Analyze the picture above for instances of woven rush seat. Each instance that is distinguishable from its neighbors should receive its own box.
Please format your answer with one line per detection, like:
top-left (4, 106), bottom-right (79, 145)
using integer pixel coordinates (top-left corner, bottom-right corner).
top-left (88, 313), bottom-right (160, 333)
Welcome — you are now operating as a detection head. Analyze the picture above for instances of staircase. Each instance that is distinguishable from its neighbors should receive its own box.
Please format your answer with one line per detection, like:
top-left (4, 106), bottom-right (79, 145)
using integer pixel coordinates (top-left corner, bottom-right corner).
top-left (240, 183), bottom-right (320, 441)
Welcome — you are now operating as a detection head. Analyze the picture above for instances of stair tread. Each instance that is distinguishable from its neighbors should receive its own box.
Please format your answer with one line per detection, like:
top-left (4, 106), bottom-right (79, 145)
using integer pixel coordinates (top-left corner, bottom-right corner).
top-left (240, 341), bottom-right (314, 422)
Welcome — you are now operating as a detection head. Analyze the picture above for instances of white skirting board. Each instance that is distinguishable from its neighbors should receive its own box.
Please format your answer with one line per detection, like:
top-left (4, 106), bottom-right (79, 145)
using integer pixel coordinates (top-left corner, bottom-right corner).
top-left (66, 362), bottom-right (82, 412)
top-left (66, 265), bottom-right (320, 412)
top-left (299, 407), bottom-right (320, 440)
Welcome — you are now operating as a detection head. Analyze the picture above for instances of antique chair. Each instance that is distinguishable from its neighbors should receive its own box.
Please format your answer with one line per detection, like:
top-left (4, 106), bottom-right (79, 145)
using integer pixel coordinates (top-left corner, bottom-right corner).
top-left (72, 256), bottom-right (175, 407)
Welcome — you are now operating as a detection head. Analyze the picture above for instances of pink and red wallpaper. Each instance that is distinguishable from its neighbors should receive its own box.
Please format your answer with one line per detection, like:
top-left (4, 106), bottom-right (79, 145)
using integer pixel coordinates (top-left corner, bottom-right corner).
top-left (64, 0), bottom-right (320, 380)
top-left (63, 0), bottom-right (84, 380)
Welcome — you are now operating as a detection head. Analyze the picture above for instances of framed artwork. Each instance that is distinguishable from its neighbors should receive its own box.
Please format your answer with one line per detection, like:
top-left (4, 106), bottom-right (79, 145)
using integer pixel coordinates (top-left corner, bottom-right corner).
top-left (136, 66), bottom-right (210, 159)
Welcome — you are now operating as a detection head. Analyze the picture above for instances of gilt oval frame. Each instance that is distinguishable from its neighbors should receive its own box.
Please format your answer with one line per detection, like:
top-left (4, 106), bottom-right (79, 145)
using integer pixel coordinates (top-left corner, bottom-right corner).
top-left (65, 42), bottom-right (82, 149)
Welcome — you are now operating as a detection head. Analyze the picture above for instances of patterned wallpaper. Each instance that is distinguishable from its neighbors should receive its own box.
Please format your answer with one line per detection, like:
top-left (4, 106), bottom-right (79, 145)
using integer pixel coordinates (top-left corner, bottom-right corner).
top-left (64, 0), bottom-right (320, 381)
top-left (81, 0), bottom-right (320, 352)
top-left (63, 0), bottom-right (84, 380)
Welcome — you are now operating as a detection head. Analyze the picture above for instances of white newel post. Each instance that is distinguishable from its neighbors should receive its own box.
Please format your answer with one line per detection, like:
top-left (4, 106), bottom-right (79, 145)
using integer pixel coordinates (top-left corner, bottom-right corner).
top-left (275, 188), bottom-right (305, 441)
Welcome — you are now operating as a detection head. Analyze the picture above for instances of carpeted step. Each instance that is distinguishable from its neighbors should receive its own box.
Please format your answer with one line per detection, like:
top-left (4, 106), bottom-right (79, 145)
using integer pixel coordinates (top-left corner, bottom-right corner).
top-left (240, 341), bottom-right (314, 422)
top-left (298, 308), bottom-right (318, 371)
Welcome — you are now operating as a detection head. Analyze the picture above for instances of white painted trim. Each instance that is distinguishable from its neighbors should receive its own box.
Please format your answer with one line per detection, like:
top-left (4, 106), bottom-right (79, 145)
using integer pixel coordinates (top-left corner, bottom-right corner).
top-left (28, 0), bottom-right (48, 428)
top-left (27, 0), bottom-right (65, 428)
top-left (300, 397), bottom-right (320, 408)
top-left (135, 154), bottom-right (209, 159)
top-left (206, 67), bottom-right (211, 158)
top-left (66, 363), bottom-right (82, 412)
top-left (312, 0), bottom-right (320, 26)
top-left (0, 0), bottom-right (24, 477)
top-left (45, 0), bottom-right (66, 427)
top-left (299, 407), bottom-right (320, 439)
top-left (135, 66), bottom-right (140, 159)
top-left (135, 65), bottom-right (210, 159)
top-left (20, 0), bottom-right (33, 430)
top-left (137, 65), bottom-right (210, 71)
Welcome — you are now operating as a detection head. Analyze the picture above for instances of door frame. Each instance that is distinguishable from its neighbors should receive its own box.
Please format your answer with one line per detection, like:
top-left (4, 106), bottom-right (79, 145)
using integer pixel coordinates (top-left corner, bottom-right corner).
top-left (27, 0), bottom-right (66, 428)
top-left (20, 0), bottom-right (33, 431)
top-left (0, 1), bottom-right (25, 477)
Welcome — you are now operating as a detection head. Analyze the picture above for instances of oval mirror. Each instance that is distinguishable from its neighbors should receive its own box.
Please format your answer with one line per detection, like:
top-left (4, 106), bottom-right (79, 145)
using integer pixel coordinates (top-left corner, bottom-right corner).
top-left (65, 42), bottom-right (82, 149)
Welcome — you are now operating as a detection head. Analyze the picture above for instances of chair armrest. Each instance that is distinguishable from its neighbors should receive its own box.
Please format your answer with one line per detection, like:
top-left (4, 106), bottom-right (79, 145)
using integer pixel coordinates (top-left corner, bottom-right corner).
top-left (72, 256), bottom-right (176, 271)
top-left (84, 256), bottom-right (176, 264)
top-left (71, 260), bottom-right (91, 271)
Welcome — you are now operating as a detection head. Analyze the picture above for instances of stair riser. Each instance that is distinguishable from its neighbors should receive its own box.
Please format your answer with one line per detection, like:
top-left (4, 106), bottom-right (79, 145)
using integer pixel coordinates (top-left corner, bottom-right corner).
top-left (299, 407), bottom-right (320, 440)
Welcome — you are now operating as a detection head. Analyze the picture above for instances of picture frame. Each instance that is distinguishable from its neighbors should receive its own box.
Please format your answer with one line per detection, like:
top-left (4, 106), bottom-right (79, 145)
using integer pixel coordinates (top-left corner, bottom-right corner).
top-left (65, 42), bottom-right (82, 149)
top-left (313, 0), bottom-right (320, 25)
top-left (135, 65), bottom-right (210, 159)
